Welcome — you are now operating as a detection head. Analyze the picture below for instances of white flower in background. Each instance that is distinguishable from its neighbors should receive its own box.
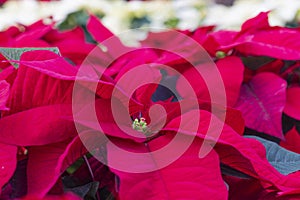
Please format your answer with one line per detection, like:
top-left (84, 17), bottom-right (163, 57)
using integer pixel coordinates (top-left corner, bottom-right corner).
top-left (0, 0), bottom-right (300, 33)
top-left (203, 0), bottom-right (300, 30)
top-left (265, 0), bottom-right (300, 26)
top-left (172, 0), bottom-right (206, 30)
top-left (0, 0), bottom-right (40, 29)
top-left (0, 0), bottom-right (204, 32)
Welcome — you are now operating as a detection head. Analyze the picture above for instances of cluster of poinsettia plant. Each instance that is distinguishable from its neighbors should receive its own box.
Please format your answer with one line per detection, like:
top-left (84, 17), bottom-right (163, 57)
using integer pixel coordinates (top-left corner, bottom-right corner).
top-left (1, 10), bottom-right (300, 200)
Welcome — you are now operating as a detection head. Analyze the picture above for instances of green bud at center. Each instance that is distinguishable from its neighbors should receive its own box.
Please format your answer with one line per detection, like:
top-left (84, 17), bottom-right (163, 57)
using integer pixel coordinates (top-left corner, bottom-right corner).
top-left (132, 117), bottom-right (148, 133)
top-left (215, 51), bottom-right (227, 59)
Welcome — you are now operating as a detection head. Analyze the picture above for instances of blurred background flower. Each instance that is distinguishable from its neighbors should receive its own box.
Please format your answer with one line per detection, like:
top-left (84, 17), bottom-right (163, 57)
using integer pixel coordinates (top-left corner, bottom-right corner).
top-left (1, 0), bottom-right (300, 35)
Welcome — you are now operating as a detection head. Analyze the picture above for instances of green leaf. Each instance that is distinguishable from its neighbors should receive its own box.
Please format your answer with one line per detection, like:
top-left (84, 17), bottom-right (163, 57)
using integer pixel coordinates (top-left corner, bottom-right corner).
top-left (66, 157), bottom-right (84, 175)
top-left (245, 135), bottom-right (300, 175)
top-left (241, 56), bottom-right (275, 70)
top-left (57, 10), bottom-right (90, 30)
top-left (164, 17), bottom-right (180, 28)
top-left (57, 9), bottom-right (99, 44)
top-left (0, 47), bottom-right (60, 68)
top-left (65, 181), bottom-right (99, 200)
top-left (130, 16), bottom-right (151, 29)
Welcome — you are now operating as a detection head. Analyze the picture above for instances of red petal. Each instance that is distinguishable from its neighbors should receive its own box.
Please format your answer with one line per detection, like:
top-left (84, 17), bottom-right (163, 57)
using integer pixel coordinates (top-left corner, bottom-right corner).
top-left (0, 104), bottom-right (76, 146)
top-left (26, 134), bottom-right (87, 197)
top-left (207, 12), bottom-right (300, 60)
top-left (240, 11), bottom-right (271, 32)
top-left (0, 80), bottom-right (9, 110)
top-left (86, 15), bottom-right (113, 43)
top-left (108, 140), bottom-right (228, 200)
top-left (280, 127), bottom-right (300, 154)
top-left (0, 143), bottom-right (17, 190)
top-left (235, 72), bottom-right (286, 139)
top-left (284, 87), bottom-right (300, 121)
top-left (163, 109), bottom-right (300, 194)
top-left (177, 56), bottom-right (244, 107)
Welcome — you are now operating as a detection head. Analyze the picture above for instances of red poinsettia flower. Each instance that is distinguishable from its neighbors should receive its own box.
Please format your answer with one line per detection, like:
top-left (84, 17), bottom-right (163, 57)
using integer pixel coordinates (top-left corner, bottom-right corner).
top-left (73, 84), bottom-right (300, 199)
top-left (0, 48), bottom-right (117, 198)
top-left (1, 11), bottom-right (300, 200)
top-left (201, 12), bottom-right (300, 60)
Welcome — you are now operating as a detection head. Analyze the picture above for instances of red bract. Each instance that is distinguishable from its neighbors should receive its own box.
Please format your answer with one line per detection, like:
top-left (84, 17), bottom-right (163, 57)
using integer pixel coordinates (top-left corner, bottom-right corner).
top-left (0, 143), bottom-right (17, 193)
top-left (0, 51), bottom-right (78, 146)
top-left (281, 127), bottom-right (300, 154)
top-left (76, 95), bottom-right (300, 199)
top-left (74, 98), bottom-right (228, 199)
top-left (202, 12), bottom-right (300, 60)
top-left (0, 36), bottom-right (129, 197)
top-left (0, 50), bottom-right (109, 197)
top-left (176, 56), bottom-right (244, 107)
top-left (165, 110), bottom-right (300, 198)
top-left (43, 26), bottom-right (95, 65)
top-left (235, 72), bottom-right (287, 140)
top-left (86, 15), bottom-right (164, 80)
top-left (26, 136), bottom-right (86, 197)
top-left (1, 10), bottom-right (300, 200)
top-left (110, 142), bottom-right (228, 200)
top-left (0, 80), bottom-right (9, 110)
top-left (0, 19), bottom-right (95, 67)
top-left (0, 52), bottom-right (77, 196)
top-left (86, 15), bottom-right (114, 44)
top-left (0, 80), bottom-right (17, 193)
top-left (284, 86), bottom-right (300, 121)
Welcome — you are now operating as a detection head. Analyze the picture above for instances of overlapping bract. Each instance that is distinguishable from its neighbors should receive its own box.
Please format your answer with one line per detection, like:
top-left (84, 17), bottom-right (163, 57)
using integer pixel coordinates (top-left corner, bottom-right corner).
top-left (0, 11), bottom-right (300, 200)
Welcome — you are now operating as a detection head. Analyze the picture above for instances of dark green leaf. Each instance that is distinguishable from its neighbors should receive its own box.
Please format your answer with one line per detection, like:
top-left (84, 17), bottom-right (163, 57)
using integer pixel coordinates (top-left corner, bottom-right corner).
top-left (245, 135), bottom-right (300, 175)
top-left (57, 10), bottom-right (90, 30)
top-left (130, 16), bottom-right (150, 29)
top-left (65, 181), bottom-right (99, 200)
top-left (220, 163), bottom-right (251, 179)
top-left (241, 56), bottom-right (275, 70)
